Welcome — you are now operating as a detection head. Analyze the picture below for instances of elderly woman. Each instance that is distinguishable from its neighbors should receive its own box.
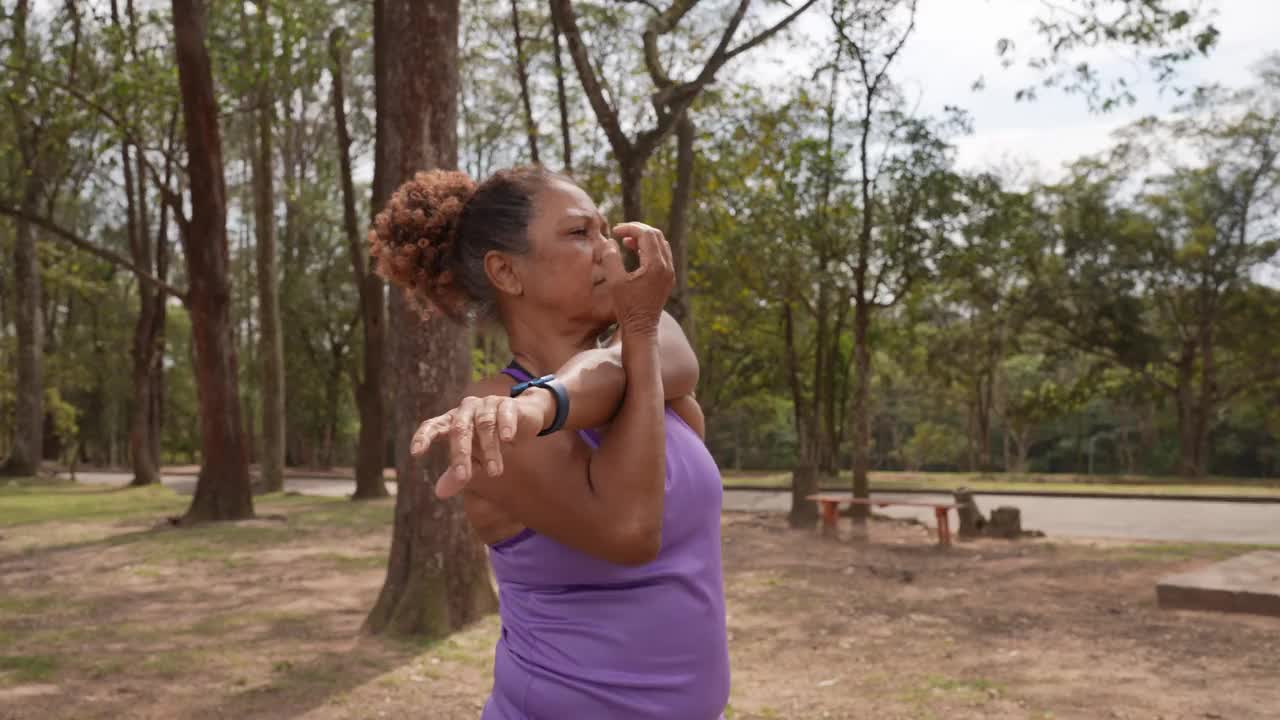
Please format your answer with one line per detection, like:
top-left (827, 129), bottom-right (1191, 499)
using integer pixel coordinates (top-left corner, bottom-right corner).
top-left (369, 166), bottom-right (729, 719)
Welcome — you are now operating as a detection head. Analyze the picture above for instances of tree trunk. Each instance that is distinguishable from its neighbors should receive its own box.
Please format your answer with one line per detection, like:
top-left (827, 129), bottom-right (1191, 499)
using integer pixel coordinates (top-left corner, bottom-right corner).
top-left (330, 28), bottom-right (390, 500)
top-left (620, 155), bottom-right (645, 222)
top-left (4, 180), bottom-right (43, 477)
top-left (783, 303), bottom-right (817, 528)
top-left (509, 0), bottom-right (540, 164)
top-left (849, 296), bottom-right (872, 522)
top-left (2, 0), bottom-right (43, 478)
top-left (172, 0), bottom-right (253, 524)
top-left (549, 2), bottom-right (572, 172)
top-left (251, 1), bottom-right (285, 494)
top-left (1175, 341), bottom-right (1207, 478)
top-left (363, 0), bottom-right (497, 639)
top-left (665, 112), bottom-right (695, 339)
top-left (123, 140), bottom-right (160, 487)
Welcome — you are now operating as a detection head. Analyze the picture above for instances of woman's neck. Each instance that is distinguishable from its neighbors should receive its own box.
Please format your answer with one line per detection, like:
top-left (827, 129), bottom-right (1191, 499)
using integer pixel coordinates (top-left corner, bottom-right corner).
top-left (504, 315), bottom-right (604, 378)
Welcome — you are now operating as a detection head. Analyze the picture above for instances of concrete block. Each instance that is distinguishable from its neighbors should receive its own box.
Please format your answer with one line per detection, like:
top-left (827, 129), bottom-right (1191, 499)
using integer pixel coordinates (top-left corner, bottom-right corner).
top-left (1156, 551), bottom-right (1280, 618)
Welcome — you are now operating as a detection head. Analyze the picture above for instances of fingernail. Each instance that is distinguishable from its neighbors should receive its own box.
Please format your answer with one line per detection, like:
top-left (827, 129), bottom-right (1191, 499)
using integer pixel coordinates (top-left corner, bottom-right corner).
top-left (501, 429), bottom-right (514, 441)
top-left (486, 461), bottom-right (498, 476)
top-left (411, 442), bottom-right (421, 455)
top-left (456, 464), bottom-right (469, 480)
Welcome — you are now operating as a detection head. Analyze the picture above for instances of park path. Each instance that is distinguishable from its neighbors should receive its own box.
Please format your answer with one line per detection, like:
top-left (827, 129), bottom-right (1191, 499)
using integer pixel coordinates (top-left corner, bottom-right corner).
top-left (723, 490), bottom-right (1280, 545)
top-left (64, 471), bottom-right (1280, 545)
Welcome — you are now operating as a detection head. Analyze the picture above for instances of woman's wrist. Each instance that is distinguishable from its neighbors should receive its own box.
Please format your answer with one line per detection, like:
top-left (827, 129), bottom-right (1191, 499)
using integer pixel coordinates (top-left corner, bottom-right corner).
top-left (515, 389), bottom-right (557, 438)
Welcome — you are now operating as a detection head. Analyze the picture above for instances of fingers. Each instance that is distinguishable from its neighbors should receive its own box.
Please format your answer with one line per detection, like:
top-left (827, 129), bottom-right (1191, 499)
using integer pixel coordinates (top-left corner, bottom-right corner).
top-left (411, 412), bottom-right (453, 458)
top-left (434, 464), bottom-right (469, 499)
top-left (601, 233), bottom-right (628, 283)
top-left (496, 397), bottom-right (519, 443)
top-left (448, 397), bottom-right (479, 487)
top-left (612, 223), bottom-right (671, 278)
top-left (475, 396), bottom-right (503, 478)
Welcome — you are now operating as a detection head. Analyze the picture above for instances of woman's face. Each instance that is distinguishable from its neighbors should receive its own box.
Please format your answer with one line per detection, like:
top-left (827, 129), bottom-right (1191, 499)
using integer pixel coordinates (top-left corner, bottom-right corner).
top-left (517, 178), bottom-right (616, 328)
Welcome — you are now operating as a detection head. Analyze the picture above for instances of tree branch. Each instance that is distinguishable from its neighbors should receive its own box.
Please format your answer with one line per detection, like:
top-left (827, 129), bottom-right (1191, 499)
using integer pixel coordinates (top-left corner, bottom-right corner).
top-left (0, 204), bottom-right (189, 303)
top-left (724, 0), bottom-right (820, 63)
top-left (549, 0), bottom-right (631, 157)
top-left (2, 60), bottom-right (191, 236)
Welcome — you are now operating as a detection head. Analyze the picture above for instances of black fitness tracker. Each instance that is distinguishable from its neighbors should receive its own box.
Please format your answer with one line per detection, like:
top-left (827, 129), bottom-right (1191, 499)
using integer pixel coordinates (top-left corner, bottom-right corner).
top-left (509, 373), bottom-right (570, 437)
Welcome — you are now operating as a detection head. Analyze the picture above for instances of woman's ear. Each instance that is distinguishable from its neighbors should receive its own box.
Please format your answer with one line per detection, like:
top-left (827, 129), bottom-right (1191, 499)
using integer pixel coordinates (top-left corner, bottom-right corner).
top-left (483, 250), bottom-right (523, 297)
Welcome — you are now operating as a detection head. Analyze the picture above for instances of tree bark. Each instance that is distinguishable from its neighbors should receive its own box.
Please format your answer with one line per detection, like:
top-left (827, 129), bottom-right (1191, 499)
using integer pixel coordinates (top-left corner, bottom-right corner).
top-left (364, 0), bottom-right (497, 639)
top-left (665, 112), bottom-right (695, 338)
top-left (783, 303), bottom-right (817, 528)
top-left (251, 0), bottom-right (285, 493)
top-left (4, 181), bottom-right (43, 478)
top-left (510, 0), bottom-right (540, 164)
top-left (330, 28), bottom-right (390, 500)
top-left (172, 0), bottom-right (254, 523)
top-left (123, 139), bottom-right (160, 487)
top-left (2, 0), bottom-right (44, 478)
top-left (850, 296), bottom-right (872, 521)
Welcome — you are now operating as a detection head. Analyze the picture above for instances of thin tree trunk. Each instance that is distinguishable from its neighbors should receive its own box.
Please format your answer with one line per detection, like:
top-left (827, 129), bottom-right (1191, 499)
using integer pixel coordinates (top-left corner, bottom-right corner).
top-left (124, 140), bottom-right (160, 487)
top-left (251, 0), bottom-right (285, 493)
top-left (620, 156), bottom-right (644, 222)
top-left (850, 297), bottom-right (872, 521)
top-left (665, 112), bottom-right (694, 338)
top-left (112, 0), bottom-right (161, 487)
top-left (330, 28), bottom-right (390, 500)
top-left (549, 2), bottom-right (572, 172)
top-left (783, 303), bottom-right (817, 528)
top-left (172, 0), bottom-right (253, 523)
top-left (509, 0), bottom-right (540, 164)
top-left (364, 0), bottom-right (497, 639)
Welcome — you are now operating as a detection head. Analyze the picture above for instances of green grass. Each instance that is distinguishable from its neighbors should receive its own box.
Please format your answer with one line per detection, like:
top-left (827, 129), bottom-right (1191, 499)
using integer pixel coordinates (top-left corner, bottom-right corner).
top-left (0, 481), bottom-right (189, 526)
top-left (0, 654), bottom-right (59, 683)
top-left (315, 552), bottom-right (387, 571)
top-left (721, 470), bottom-right (1280, 498)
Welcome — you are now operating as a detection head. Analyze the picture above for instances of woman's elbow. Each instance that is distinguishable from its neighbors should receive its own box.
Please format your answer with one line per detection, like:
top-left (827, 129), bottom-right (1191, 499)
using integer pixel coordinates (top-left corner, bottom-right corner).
top-left (607, 520), bottom-right (663, 566)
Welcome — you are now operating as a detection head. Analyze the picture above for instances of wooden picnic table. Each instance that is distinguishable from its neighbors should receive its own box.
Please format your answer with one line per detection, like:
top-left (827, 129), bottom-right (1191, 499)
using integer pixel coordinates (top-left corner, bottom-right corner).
top-left (807, 493), bottom-right (960, 546)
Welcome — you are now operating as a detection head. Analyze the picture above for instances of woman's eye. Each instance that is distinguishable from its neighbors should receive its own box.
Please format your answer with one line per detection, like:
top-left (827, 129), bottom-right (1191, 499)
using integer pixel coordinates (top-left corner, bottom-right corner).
top-left (571, 227), bottom-right (588, 236)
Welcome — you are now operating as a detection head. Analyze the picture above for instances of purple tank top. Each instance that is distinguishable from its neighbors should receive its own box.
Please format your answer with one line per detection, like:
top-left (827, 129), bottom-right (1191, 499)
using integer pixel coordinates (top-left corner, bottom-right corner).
top-left (481, 363), bottom-right (730, 720)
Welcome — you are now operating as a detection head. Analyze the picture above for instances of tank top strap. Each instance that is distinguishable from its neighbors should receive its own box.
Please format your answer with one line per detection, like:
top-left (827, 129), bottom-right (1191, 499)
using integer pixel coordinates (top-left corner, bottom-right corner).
top-left (501, 360), bottom-right (601, 448)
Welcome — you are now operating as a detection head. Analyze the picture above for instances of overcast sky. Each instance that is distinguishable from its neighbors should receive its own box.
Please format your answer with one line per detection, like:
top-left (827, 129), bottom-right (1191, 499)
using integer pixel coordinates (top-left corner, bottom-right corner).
top-left (754, 0), bottom-right (1278, 181)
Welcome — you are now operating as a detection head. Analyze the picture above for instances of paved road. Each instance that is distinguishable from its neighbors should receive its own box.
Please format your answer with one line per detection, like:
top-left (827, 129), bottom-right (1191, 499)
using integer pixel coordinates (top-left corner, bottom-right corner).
top-left (723, 490), bottom-right (1280, 545)
top-left (65, 472), bottom-right (1280, 544)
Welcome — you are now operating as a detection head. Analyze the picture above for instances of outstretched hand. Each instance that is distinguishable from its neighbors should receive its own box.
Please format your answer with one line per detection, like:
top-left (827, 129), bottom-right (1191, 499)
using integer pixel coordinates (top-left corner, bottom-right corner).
top-left (410, 391), bottom-right (548, 499)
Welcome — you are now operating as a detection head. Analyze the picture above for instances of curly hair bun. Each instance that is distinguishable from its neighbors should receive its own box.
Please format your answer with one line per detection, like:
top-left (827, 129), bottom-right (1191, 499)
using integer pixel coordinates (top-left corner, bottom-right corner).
top-left (368, 169), bottom-right (477, 321)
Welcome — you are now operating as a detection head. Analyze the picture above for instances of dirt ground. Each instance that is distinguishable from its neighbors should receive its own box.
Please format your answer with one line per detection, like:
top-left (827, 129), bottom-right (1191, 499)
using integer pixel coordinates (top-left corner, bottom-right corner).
top-left (1, 489), bottom-right (1278, 720)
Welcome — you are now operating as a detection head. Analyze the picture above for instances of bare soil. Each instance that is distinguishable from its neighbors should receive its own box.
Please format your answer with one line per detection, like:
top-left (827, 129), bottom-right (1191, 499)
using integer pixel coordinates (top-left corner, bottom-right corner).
top-left (1, 498), bottom-right (1276, 720)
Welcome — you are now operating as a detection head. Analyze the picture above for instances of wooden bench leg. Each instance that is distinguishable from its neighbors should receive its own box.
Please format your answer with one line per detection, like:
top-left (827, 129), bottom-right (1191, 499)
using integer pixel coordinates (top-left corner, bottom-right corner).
top-left (934, 507), bottom-right (951, 548)
top-left (820, 500), bottom-right (839, 537)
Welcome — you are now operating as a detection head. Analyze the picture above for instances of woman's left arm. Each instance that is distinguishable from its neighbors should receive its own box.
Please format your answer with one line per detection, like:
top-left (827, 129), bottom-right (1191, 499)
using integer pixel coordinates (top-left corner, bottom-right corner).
top-left (603, 310), bottom-right (698, 399)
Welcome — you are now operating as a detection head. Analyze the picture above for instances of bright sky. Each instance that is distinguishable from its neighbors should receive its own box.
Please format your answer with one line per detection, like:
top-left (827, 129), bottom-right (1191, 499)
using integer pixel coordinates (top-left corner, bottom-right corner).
top-left (757, 0), bottom-right (1279, 181)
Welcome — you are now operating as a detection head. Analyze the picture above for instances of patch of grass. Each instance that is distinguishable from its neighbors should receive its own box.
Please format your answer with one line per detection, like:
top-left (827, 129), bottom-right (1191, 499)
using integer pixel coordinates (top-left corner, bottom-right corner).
top-left (0, 483), bottom-right (188, 526)
top-left (0, 654), bottom-right (58, 683)
top-left (315, 552), bottom-right (386, 571)
top-left (1112, 542), bottom-right (1279, 562)
top-left (289, 498), bottom-right (395, 532)
top-left (85, 658), bottom-right (127, 680)
top-left (139, 649), bottom-right (210, 678)
top-left (0, 595), bottom-right (61, 616)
